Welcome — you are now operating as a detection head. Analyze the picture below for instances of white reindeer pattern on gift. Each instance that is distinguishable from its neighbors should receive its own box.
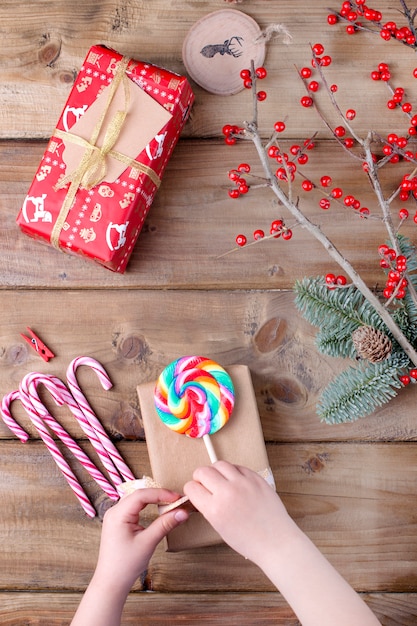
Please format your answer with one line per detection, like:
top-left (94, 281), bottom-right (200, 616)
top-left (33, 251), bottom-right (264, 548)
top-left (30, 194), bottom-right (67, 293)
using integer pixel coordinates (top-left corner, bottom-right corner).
top-left (21, 194), bottom-right (52, 223)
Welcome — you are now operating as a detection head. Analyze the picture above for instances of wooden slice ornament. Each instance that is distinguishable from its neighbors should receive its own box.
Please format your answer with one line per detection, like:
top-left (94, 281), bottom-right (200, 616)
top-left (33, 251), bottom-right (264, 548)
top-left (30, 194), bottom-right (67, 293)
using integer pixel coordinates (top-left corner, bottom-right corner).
top-left (182, 9), bottom-right (266, 95)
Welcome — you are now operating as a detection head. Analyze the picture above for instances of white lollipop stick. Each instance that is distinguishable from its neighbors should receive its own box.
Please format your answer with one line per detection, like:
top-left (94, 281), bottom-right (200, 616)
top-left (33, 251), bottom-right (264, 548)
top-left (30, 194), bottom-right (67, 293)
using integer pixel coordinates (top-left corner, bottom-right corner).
top-left (66, 357), bottom-right (135, 483)
top-left (203, 434), bottom-right (218, 464)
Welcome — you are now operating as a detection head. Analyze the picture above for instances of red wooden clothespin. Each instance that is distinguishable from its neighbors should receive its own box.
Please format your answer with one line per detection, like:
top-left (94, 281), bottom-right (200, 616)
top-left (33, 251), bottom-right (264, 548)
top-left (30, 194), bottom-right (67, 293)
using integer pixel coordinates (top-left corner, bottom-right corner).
top-left (20, 327), bottom-right (55, 362)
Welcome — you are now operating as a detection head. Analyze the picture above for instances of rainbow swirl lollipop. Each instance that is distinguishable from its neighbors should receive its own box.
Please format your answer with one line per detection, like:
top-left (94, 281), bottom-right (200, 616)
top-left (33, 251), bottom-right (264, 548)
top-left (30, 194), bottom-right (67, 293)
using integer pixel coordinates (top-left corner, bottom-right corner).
top-left (154, 356), bottom-right (235, 462)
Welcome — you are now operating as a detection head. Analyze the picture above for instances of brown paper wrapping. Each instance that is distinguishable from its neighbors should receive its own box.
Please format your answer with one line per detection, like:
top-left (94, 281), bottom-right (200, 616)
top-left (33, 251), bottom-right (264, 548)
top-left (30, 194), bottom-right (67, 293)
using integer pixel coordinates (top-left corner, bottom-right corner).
top-left (137, 364), bottom-right (272, 551)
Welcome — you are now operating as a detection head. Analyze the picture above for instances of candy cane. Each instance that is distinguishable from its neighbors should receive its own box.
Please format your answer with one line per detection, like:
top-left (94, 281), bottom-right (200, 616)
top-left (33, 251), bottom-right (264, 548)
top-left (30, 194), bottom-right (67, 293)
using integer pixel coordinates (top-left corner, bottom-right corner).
top-left (27, 371), bottom-right (122, 493)
top-left (1, 390), bottom-right (30, 442)
top-left (66, 357), bottom-right (135, 483)
top-left (22, 373), bottom-right (119, 501)
top-left (18, 375), bottom-right (96, 518)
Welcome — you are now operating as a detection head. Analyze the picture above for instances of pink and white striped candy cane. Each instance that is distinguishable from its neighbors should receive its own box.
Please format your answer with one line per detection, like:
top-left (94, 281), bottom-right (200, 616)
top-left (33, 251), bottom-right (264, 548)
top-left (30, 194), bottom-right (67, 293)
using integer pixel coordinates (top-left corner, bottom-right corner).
top-left (66, 357), bottom-right (135, 483)
top-left (23, 372), bottom-right (119, 501)
top-left (1, 390), bottom-right (30, 442)
top-left (19, 374), bottom-right (96, 518)
top-left (27, 371), bottom-right (122, 493)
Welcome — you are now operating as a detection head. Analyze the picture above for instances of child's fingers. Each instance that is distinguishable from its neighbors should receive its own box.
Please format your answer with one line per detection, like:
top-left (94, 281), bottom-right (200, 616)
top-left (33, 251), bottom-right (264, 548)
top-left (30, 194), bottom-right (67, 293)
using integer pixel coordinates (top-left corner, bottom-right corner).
top-left (105, 488), bottom-right (183, 522)
top-left (141, 507), bottom-right (189, 547)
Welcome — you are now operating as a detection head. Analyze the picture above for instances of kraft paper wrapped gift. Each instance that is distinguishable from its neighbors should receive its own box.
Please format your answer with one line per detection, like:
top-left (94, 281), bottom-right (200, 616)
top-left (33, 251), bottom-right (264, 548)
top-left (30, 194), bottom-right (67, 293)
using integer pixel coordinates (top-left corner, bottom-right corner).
top-left (137, 364), bottom-right (275, 552)
top-left (17, 44), bottom-right (194, 272)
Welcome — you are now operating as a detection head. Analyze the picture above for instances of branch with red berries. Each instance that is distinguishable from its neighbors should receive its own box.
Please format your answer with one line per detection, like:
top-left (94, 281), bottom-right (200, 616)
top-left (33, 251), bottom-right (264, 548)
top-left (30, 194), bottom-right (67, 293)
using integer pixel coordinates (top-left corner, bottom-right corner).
top-left (221, 0), bottom-right (417, 423)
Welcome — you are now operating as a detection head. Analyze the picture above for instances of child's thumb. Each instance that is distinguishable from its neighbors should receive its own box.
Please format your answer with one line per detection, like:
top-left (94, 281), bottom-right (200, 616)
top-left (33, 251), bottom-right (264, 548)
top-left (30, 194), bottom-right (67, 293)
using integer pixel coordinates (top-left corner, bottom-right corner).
top-left (146, 508), bottom-right (189, 545)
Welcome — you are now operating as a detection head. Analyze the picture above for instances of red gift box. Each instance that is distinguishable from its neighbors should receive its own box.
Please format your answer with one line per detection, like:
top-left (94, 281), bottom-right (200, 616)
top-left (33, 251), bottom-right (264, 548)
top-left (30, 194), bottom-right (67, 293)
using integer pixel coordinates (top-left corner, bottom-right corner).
top-left (17, 45), bottom-right (194, 272)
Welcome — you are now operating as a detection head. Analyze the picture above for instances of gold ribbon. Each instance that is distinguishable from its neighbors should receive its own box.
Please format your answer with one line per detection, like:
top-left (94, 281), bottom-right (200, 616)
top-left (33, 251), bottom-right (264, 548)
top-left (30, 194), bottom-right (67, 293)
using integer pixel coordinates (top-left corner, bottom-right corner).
top-left (50, 56), bottom-right (161, 250)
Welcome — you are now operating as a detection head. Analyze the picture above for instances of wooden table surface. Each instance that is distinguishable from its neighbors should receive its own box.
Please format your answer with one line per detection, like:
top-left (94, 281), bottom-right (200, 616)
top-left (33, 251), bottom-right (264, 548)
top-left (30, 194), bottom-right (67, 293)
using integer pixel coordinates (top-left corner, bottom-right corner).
top-left (2, 1), bottom-right (417, 624)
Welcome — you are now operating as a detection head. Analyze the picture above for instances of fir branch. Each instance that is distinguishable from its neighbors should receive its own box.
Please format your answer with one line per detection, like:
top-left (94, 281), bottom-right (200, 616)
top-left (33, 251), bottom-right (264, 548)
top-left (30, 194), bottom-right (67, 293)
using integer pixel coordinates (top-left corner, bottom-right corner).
top-left (316, 332), bottom-right (357, 359)
top-left (317, 354), bottom-right (410, 424)
top-left (294, 277), bottom-right (388, 334)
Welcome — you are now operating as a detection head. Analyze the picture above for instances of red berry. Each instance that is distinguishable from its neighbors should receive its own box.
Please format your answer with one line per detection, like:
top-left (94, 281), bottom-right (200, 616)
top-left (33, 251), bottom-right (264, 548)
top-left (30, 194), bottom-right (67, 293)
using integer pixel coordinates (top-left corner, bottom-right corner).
top-left (400, 375), bottom-right (411, 385)
top-left (344, 195), bottom-right (355, 206)
top-left (378, 244), bottom-right (389, 255)
top-left (238, 163), bottom-right (251, 173)
top-left (236, 234), bottom-right (247, 246)
top-left (308, 80), bottom-right (319, 92)
top-left (383, 287), bottom-right (393, 298)
top-left (300, 67), bottom-right (312, 79)
top-left (225, 135), bottom-right (237, 146)
top-left (297, 154), bottom-right (309, 165)
top-left (320, 175), bottom-right (332, 187)
top-left (319, 198), bottom-right (331, 209)
top-left (402, 102), bottom-right (412, 113)
top-left (346, 109), bottom-right (356, 120)
top-left (312, 43), bottom-right (324, 55)
top-left (282, 229), bottom-right (293, 240)
top-left (330, 84), bottom-right (338, 92)
top-left (325, 273), bottom-right (336, 284)
top-left (331, 187), bottom-right (343, 198)
top-left (240, 69), bottom-right (251, 80)
top-left (257, 90), bottom-right (267, 101)
top-left (371, 71), bottom-right (381, 80)
top-left (253, 229), bottom-right (264, 240)
top-left (302, 180), bottom-right (314, 191)
top-left (243, 79), bottom-right (252, 89)
top-left (334, 126), bottom-right (346, 137)
top-left (239, 183), bottom-right (249, 194)
top-left (410, 369), bottom-right (417, 379)
top-left (255, 67), bottom-right (267, 79)
top-left (228, 189), bottom-right (240, 198)
top-left (270, 219), bottom-right (284, 232)
top-left (399, 208), bottom-right (409, 220)
top-left (301, 96), bottom-right (313, 107)
top-left (336, 275), bottom-right (347, 285)
top-left (327, 14), bottom-right (338, 25)
top-left (274, 121), bottom-right (286, 132)
top-left (222, 124), bottom-right (234, 136)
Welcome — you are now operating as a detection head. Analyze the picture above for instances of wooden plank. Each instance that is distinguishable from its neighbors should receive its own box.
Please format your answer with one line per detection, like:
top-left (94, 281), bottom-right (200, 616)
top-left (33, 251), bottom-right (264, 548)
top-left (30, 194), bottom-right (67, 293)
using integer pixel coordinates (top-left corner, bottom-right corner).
top-left (1, 440), bottom-right (417, 593)
top-left (1, 289), bottom-right (415, 444)
top-left (148, 442), bottom-right (417, 593)
top-left (1, 140), bottom-right (414, 289)
top-left (0, 1), bottom-right (415, 140)
top-left (1, 591), bottom-right (416, 625)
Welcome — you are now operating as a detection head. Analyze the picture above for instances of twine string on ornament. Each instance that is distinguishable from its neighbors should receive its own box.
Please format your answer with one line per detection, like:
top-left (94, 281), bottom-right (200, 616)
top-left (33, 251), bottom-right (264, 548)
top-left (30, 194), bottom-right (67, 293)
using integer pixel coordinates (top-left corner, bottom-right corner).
top-left (254, 23), bottom-right (293, 45)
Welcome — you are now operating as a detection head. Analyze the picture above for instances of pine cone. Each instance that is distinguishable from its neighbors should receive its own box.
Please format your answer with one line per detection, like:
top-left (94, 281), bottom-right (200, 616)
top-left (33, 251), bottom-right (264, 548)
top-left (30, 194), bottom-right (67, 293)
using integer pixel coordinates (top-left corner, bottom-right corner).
top-left (352, 326), bottom-right (392, 363)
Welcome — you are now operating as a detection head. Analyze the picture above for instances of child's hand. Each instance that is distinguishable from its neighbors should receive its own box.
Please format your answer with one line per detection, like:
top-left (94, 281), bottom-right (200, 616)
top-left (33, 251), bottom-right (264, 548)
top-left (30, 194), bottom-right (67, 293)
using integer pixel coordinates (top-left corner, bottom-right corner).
top-left (183, 461), bottom-right (296, 566)
top-left (71, 488), bottom-right (188, 626)
top-left (94, 488), bottom-right (189, 593)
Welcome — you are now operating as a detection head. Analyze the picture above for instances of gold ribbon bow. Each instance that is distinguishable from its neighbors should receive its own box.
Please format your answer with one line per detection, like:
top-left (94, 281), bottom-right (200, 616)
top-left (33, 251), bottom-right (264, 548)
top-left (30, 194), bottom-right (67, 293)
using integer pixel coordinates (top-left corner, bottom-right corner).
top-left (50, 56), bottom-right (161, 250)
